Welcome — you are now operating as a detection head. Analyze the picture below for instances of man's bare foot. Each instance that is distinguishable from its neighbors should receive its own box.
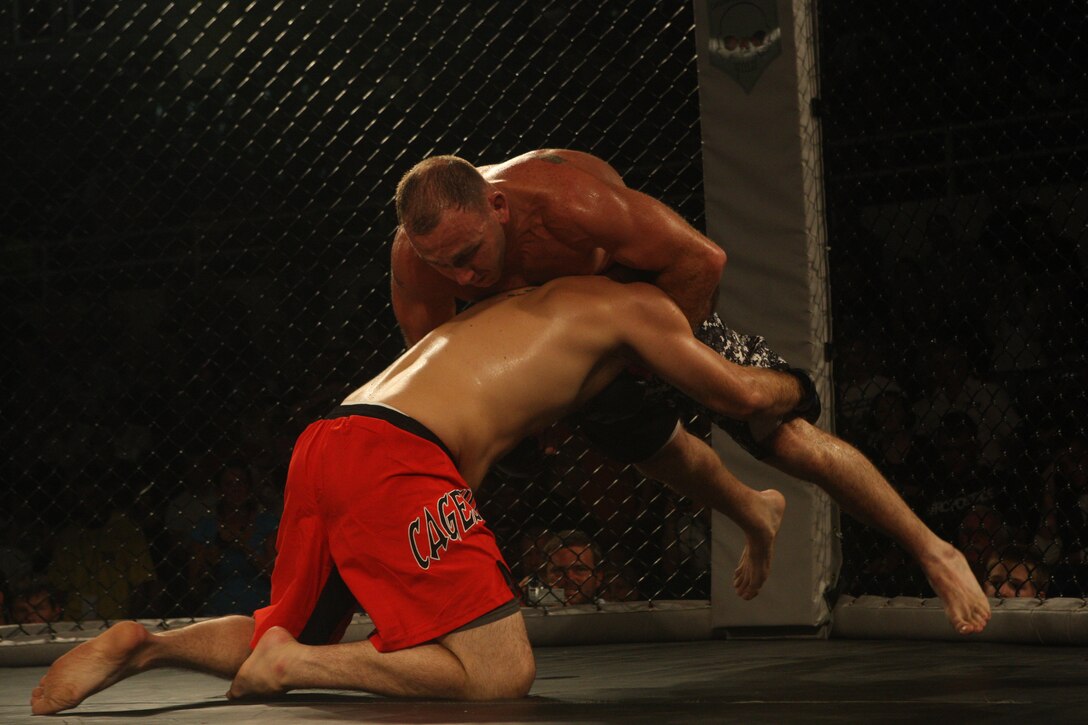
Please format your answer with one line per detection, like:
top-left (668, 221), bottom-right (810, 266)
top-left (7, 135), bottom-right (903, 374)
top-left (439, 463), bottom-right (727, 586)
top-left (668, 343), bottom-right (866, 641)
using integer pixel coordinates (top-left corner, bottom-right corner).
top-left (922, 542), bottom-right (992, 634)
top-left (30, 620), bottom-right (151, 715)
top-left (733, 489), bottom-right (786, 600)
top-left (227, 627), bottom-right (297, 699)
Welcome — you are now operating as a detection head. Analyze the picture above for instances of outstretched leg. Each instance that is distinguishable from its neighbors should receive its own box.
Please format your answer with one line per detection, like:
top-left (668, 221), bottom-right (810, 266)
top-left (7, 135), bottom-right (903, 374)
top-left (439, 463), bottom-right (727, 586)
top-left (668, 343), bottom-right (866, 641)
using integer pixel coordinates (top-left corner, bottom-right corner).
top-left (30, 615), bottom-right (254, 715)
top-left (765, 419), bottom-right (991, 634)
top-left (228, 610), bottom-right (535, 701)
top-left (638, 429), bottom-right (784, 600)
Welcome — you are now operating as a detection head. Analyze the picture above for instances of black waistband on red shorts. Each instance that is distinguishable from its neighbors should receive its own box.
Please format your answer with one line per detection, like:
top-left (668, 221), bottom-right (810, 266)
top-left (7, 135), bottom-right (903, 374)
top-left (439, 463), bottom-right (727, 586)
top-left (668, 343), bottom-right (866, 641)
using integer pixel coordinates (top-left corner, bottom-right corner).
top-left (324, 404), bottom-right (455, 463)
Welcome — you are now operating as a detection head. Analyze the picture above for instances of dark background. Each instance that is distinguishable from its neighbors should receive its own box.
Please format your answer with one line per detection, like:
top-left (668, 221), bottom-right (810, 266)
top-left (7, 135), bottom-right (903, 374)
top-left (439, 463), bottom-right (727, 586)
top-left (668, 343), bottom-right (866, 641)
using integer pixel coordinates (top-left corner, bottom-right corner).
top-left (1, 1), bottom-right (1084, 627)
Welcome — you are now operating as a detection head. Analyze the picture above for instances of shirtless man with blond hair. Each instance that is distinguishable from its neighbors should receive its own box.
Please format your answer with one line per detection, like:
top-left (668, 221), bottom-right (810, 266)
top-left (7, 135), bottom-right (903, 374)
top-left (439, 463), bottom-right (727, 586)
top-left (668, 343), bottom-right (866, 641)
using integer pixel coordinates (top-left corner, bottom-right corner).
top-left (391, 149), bottom-right (991, 635)
top-left (31, 277), bottom-right (804, 714)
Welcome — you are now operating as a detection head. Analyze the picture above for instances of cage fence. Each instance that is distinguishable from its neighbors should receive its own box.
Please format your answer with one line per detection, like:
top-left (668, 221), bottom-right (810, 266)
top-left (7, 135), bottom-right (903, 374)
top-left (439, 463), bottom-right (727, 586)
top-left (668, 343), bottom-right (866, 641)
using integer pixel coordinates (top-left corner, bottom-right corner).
top-left (4, 0), bottom-right (1085, 640)
top-left (818, 0), bottom-right (1088, 601)
top-left (0, 1), bottom-right (708, 634)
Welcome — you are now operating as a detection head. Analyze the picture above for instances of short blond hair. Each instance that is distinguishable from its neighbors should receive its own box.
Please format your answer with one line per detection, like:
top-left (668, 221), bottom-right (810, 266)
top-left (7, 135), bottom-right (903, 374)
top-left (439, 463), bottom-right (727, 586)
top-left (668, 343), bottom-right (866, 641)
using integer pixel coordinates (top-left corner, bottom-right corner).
top-left (395, 155), bottom-right (489, 235)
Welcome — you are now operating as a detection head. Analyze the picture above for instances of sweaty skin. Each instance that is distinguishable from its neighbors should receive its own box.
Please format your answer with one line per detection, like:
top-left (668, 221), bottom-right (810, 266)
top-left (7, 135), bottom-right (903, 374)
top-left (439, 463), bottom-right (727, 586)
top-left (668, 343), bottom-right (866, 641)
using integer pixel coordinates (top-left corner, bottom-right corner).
top-left (391, 149), bottom-right (726, 345)
top-left (349, 277), bottom-right (791, 488)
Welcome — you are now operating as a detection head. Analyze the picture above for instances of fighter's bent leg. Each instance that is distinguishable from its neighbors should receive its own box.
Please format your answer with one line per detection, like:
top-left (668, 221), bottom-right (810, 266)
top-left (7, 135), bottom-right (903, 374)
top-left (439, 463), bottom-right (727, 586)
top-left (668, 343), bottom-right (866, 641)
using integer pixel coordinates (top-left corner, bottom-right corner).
top-left (763, 418), bottom-right (991, 634)
top-left (229, 610), bottom-right (535, 701)
top-left (31, 616), bottom-right (254, 715)
top-left (637, 429), bottom-right (784, 600)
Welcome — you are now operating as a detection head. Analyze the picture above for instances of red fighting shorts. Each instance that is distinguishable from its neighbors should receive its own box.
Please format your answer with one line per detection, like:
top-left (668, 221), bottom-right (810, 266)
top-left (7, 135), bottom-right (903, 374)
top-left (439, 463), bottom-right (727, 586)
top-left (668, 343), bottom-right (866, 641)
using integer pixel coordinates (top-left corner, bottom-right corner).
top-left (251, 404), bottom-right (519, 653)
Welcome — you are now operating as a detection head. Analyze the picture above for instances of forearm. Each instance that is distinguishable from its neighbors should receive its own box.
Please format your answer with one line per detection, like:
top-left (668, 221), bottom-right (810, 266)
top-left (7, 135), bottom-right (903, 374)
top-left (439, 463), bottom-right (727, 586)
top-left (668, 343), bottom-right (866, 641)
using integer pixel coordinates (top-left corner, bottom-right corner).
top-left (623, 283), bottom-right (802, 419)
top-left (651, 337), bottom-right (802, 422)
top-left (651, 249), bottom-right (724, 328)
top-left (391, 281), bottom-right (457, 347)
top-left (391, 237), bottom-right (458, 346)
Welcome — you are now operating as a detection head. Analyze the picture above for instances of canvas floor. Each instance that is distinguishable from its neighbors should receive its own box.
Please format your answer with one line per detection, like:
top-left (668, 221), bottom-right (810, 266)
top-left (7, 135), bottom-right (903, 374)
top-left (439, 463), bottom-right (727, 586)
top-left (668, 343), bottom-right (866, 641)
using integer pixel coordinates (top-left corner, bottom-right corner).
top-left (2, 638), bottom-right (1086, 724)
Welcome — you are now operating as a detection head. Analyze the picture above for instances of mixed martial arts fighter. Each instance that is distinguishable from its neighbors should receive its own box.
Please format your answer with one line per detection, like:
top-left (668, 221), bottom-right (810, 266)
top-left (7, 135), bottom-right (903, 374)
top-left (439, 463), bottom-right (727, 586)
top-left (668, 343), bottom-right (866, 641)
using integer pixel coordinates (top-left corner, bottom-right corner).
top-left (390, 149), bottom-right (991, 635)
top-left (31, 276), bottom-right (805, 714)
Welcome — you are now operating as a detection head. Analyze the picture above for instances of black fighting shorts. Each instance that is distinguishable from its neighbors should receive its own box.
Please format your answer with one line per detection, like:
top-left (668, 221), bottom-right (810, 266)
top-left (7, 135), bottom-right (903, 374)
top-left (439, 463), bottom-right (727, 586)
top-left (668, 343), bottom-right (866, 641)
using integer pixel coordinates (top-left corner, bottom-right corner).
top-left (571, 313), bottom-right (821, 463)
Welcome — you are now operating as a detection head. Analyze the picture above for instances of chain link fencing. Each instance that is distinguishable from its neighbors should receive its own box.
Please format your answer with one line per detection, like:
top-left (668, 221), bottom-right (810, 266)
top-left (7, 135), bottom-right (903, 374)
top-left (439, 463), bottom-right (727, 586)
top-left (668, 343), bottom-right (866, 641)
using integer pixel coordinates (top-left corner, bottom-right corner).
top-left (819, 1), bottom-right (1087, 601)
top-left (1, 1), bottom-right (709, 634)
top-left (7, 0), bottom-right (1080, 640)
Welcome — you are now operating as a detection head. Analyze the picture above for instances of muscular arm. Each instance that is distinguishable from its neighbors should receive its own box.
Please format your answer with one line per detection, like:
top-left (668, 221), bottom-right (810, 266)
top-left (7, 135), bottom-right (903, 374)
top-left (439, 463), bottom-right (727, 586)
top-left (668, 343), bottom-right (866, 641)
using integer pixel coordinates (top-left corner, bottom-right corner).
top-left (613, 283), bottom-right (801, 421)
top-left (548, 170), bottom-right (726, 328)
top-left (391, 228), bottom-right (458, 346)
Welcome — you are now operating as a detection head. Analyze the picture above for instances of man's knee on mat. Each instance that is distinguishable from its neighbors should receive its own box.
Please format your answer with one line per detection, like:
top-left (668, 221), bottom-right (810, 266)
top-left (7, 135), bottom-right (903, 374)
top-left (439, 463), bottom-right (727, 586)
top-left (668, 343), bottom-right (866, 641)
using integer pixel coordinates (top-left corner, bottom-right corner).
top-left (444, 611), bottom-right (536, 699)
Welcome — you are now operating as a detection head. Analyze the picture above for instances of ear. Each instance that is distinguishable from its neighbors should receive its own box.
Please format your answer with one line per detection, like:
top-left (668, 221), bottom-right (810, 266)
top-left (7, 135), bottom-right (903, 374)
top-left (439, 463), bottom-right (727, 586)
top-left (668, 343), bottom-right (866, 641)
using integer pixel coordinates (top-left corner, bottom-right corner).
top-left (488, 190), bottom-right (510, 222)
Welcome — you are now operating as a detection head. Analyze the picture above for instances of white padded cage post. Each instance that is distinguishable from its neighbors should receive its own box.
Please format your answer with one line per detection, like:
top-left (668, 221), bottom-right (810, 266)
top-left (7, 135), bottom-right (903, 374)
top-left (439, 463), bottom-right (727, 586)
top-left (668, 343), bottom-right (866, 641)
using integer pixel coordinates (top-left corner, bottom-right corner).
top-left (693, 0), bottom-right (837, 636)
top-left (694, 0), bottom-right (1088, 646)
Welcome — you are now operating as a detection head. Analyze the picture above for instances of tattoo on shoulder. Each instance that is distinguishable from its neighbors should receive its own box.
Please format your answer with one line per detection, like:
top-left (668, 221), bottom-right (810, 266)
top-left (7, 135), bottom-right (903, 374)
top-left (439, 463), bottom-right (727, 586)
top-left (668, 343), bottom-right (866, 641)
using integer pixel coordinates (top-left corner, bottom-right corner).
top-left (539, 153), bottom-right (566, 164)
top-left (504, 286), bottom-right (537, 298)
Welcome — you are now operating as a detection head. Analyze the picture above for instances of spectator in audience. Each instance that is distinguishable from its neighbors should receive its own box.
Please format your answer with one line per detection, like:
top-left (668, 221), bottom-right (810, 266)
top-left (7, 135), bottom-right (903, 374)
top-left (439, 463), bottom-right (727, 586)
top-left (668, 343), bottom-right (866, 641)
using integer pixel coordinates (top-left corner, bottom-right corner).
top-left (982, 546), bottom-right (1050, 599)
top-left (10, 580), bottom-right (64, 624)
top-left (544, 530), bottom-right (606, 606)
top-left (543, 529), bottom-right (639, 605)
top-left (188, 461), bottom-right (278, 616)
top-left (47, 466), bottom-right (158, 621)
top-left (910, 338), bottom-right (1021, 468)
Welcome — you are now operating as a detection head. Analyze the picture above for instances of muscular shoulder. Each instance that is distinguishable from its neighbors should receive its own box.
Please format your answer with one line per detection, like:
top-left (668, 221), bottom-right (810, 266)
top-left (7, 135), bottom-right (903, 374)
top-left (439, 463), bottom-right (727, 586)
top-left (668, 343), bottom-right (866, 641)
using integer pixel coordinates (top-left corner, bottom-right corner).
top-left (483, 149), bottom-right (625, 187)
top-left (536, 277), bottom-right (675, 324)
top-left (517, 155), bottom-right (634, 241)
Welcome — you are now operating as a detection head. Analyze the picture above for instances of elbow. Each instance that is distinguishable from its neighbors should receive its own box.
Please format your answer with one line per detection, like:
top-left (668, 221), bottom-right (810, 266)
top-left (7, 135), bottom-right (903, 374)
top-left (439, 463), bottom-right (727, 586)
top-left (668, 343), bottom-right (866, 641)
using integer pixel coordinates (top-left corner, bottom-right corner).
top-left (705, 244), bottom-right (726, 279)
top-left (743, 385), bottom-right (777, 419)
top-left (728, 393), bottom-right (765, 422)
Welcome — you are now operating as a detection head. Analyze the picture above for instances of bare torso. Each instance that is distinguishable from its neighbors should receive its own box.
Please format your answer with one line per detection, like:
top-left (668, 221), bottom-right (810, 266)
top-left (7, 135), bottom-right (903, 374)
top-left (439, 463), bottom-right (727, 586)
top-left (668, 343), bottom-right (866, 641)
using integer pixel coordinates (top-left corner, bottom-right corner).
top-left (344, 278), bottom-right (626, 487)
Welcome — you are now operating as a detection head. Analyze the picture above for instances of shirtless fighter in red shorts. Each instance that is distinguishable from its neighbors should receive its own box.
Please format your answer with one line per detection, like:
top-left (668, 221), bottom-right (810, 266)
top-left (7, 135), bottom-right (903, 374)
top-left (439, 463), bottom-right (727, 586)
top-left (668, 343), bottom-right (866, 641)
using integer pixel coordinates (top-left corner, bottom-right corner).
top-left (31, 277), bottom-right (809, 714)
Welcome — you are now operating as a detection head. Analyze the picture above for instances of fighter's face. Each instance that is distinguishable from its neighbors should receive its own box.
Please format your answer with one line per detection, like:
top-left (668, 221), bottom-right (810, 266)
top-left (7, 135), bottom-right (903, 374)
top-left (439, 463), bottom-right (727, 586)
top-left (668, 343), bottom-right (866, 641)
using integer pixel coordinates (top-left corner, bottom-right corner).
top-left (409, 196), bottom-right (508, 288)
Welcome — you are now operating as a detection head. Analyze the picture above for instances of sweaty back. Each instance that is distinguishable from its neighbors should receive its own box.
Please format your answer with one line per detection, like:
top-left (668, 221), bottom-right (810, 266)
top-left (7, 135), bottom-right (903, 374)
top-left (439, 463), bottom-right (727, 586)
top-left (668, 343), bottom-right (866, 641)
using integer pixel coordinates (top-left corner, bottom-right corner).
top-left (345, 278), bottom-right (629, 484)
